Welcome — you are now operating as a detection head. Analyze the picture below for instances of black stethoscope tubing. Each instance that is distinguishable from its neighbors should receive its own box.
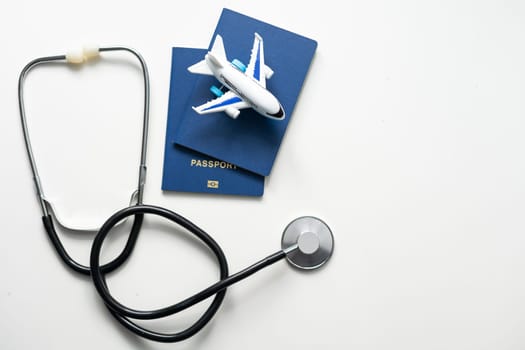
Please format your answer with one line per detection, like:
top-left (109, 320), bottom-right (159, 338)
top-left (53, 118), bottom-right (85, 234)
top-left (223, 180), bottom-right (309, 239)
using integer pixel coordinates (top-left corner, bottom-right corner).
top-left (91, 205), bottom-right (287, 342)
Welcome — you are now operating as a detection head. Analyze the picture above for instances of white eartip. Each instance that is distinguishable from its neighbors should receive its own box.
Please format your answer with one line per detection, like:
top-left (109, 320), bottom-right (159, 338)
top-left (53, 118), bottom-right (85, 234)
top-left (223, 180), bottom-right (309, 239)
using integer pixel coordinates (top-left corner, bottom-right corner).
top-left (83, 45), bottom-right (100, 60)
top-left (66, 48), bottom-right (84, 64)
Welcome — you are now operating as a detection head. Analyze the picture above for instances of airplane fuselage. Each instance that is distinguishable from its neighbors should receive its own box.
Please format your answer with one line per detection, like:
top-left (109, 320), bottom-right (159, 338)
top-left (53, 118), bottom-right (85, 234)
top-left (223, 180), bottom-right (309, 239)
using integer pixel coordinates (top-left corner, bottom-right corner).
top-left (205, 53), bottom-right (285, 120)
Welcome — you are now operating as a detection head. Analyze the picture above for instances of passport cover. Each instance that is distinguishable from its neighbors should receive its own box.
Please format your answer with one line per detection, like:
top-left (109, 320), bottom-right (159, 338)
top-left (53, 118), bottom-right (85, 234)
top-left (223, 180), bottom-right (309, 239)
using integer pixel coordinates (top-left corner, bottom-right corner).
top-left (162, 47), bottom-right (265, 196)
top-left (173, 8), bottom-right (317, 176)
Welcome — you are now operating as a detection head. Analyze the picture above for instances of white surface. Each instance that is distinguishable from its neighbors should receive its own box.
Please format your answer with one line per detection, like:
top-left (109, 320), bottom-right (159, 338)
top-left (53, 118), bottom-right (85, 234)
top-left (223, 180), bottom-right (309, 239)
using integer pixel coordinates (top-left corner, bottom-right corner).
top-left (1, 1), bottom-right (524, 349)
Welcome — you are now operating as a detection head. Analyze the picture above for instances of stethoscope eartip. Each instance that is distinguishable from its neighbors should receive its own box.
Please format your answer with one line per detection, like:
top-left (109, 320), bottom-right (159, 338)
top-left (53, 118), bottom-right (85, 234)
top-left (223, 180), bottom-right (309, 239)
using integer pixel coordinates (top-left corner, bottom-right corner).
top-left (281, 216), bottom-right (334, 270)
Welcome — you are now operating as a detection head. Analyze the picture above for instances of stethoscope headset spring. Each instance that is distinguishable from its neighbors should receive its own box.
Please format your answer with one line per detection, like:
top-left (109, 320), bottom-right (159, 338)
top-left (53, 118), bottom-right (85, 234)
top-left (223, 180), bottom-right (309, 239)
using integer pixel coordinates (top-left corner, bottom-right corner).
top-left (18, 45), bottom-right (334, 343)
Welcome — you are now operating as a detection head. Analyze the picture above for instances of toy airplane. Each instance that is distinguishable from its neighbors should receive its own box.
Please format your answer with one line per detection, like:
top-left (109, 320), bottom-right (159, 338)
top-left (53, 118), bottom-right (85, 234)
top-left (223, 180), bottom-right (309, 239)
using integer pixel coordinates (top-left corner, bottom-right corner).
top-left (187, 33), bottom-right (285, 120)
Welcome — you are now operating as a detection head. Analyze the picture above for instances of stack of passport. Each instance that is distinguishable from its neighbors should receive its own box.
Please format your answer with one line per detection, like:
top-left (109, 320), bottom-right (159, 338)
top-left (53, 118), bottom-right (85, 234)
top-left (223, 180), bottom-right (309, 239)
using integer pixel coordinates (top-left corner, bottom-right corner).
top-left (162, 8), bottom-right (317, 196)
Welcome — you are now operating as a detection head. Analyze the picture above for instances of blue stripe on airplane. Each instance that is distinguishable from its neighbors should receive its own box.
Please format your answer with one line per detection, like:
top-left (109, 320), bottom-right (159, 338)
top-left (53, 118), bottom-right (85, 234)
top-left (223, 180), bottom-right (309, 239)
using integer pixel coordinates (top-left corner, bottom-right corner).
top-left (254, 41), bottom-right (261, 81)
top-left (202, 96), bottom-right (242, 111)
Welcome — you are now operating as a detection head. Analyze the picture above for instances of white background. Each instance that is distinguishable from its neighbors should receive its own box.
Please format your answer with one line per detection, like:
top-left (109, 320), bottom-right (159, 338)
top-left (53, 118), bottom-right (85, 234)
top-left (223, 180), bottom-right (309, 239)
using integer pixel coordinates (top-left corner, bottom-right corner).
top-left (1, 1), bottom-right (524, 349)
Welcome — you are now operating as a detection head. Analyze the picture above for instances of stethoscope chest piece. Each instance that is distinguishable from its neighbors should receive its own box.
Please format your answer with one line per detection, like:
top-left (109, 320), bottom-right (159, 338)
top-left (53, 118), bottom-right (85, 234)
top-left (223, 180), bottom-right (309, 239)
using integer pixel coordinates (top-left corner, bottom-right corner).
top-left (281, 216), bottom-right (334, 270)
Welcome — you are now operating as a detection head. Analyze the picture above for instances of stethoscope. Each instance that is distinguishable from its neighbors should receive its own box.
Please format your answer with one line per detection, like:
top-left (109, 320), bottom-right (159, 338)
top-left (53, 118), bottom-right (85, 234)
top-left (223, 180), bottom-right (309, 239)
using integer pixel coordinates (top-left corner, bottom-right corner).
top-left (18, 46), bottom-right (334, 343)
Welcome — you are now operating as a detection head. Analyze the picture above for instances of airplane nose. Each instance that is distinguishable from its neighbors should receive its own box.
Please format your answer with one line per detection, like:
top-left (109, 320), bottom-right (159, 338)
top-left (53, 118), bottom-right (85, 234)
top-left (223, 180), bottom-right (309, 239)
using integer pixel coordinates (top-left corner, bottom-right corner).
top-left (269, 106), bottom-right (285, 119)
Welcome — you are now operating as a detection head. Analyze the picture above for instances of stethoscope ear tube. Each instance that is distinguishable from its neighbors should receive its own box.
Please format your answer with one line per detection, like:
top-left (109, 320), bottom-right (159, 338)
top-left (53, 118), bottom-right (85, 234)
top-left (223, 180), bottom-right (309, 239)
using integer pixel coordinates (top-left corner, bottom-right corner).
top-left (19, 47), bottom-right (150, 229)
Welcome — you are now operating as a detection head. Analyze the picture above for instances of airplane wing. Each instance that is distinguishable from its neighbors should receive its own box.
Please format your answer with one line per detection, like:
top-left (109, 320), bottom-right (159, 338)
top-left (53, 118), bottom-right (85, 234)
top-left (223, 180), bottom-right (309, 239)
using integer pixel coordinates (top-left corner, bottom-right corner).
top-left (245, 33), bottom-right (268, 88)
top-left (192, 91), bottom-right (250, 116)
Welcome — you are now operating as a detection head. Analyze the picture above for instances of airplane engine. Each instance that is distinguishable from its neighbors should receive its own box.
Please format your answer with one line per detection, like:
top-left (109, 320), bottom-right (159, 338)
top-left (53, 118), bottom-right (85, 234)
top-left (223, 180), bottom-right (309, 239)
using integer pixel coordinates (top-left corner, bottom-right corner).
top-left (225, 106), bottom-right (240, 119)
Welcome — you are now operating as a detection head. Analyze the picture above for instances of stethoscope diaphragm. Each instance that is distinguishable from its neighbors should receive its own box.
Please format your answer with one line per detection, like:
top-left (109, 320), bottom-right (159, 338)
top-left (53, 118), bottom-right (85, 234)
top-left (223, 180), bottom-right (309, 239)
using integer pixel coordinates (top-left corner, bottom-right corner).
top-left (281, 216), bottom-right (334, 270)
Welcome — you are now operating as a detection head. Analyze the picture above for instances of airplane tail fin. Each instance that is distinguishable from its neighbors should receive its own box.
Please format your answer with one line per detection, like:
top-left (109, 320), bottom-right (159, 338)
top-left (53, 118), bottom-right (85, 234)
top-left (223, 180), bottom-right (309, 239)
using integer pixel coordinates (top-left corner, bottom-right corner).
top-left (210, 34), bottom-right (227, 60)
top-left (187, 34), bottom-right (228, 76)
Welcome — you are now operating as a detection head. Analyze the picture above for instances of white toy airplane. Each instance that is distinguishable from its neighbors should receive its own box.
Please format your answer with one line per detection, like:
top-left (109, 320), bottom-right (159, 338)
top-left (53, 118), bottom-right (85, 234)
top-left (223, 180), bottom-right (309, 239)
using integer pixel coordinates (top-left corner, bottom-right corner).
top-left (187, 33), bottom-right (285, 120)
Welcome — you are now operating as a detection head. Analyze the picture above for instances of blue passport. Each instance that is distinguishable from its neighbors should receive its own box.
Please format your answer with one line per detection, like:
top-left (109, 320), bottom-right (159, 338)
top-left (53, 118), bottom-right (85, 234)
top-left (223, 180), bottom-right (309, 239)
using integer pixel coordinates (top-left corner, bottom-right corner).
top-left (162, 47), bottom-right (265, 196)
top-left (173, 8), bottom-right (317, 176)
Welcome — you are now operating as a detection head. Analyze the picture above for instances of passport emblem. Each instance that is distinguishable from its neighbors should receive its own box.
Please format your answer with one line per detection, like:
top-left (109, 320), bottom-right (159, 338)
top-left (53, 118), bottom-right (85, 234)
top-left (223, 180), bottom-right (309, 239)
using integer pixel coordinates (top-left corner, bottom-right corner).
top-left (207, 180), bottom-right (219, 189)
